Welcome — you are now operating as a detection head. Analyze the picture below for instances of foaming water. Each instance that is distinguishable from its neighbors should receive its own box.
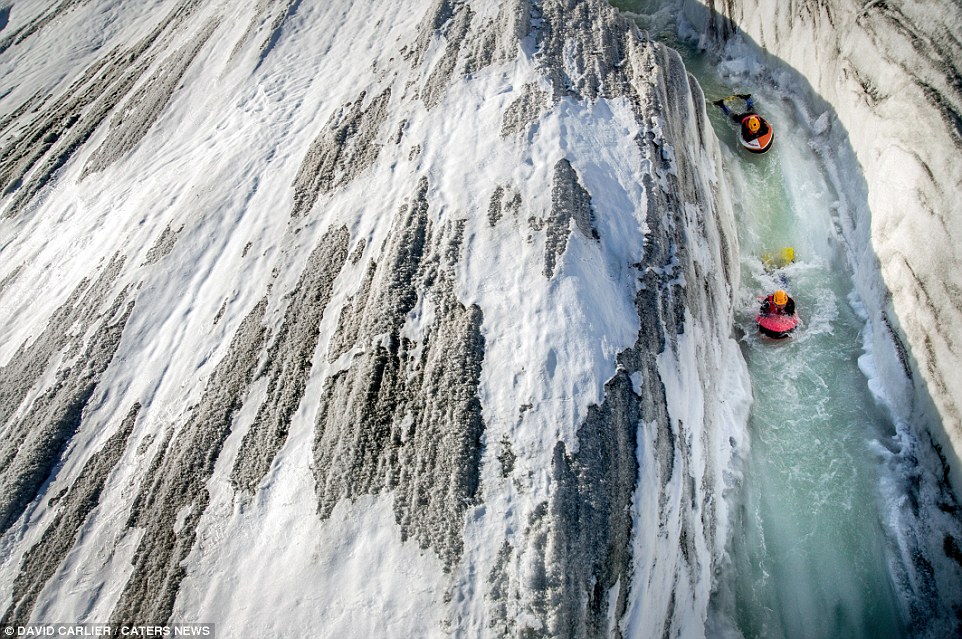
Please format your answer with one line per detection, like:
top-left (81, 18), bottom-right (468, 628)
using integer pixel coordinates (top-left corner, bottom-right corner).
top-left (733, 257), bottom-right (906, 638)
top-left (611, 1), bottom-right (929, 636)
top-left (708, 62), bottom-right (909, 638)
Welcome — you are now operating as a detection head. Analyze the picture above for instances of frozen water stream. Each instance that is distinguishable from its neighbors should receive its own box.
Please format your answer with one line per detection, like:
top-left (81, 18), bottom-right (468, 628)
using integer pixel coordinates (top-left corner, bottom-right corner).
top-left (611, 1), bottom-right (957, 636)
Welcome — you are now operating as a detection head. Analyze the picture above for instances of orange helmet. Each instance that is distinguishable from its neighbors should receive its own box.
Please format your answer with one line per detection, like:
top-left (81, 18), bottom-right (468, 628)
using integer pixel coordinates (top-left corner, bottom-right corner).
top-left (746, 115), bottom-right (761, 133)
top-left (773, 290), bottom-right (788, 306)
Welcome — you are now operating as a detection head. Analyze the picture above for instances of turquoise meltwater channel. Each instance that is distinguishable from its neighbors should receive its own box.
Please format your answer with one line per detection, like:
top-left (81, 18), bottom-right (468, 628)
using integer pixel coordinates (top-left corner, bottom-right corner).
top-left (611, 2), bottom-right (908, 637)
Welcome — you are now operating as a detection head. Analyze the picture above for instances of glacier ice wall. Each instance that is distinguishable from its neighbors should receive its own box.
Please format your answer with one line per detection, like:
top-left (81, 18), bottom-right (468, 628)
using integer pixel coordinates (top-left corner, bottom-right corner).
top-left (0, 0), bottom-right (748, 635)
top-left (679, 0), bottom-right (962, 496)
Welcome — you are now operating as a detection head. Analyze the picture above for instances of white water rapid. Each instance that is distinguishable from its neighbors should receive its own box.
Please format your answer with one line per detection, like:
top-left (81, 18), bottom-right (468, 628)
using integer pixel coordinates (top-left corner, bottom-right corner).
top-left (614, 1), bottom-right (962, 637)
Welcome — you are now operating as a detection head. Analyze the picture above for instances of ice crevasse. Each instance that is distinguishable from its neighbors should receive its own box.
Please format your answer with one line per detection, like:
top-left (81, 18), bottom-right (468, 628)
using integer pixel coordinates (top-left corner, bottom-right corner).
top-left (679, 0), bottom-right (962, 495)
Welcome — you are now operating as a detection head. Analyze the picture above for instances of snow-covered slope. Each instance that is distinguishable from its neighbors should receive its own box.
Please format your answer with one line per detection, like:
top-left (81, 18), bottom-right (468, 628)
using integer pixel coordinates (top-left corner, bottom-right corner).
top-left (0, 0), bottom-right (748, 636)
top-left (678, 0), bottom-right (962, 496)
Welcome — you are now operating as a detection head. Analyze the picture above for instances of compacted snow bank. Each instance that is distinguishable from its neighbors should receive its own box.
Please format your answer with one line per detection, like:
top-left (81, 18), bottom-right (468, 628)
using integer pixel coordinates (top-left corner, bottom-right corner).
top-left (0, 0), bottom-right (750, 635)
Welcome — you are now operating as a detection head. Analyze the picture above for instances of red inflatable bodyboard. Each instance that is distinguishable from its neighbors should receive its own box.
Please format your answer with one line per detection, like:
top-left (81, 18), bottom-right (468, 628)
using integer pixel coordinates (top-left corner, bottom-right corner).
top-left (756, 313), bottom-right (799, 339)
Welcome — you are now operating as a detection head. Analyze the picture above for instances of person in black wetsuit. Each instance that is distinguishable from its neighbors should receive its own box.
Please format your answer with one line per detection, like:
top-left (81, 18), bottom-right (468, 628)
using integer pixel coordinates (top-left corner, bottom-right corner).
top-left (713, 94), bottom-right (772, 143)
top-left (760, 289), bottom-right (795, 316)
